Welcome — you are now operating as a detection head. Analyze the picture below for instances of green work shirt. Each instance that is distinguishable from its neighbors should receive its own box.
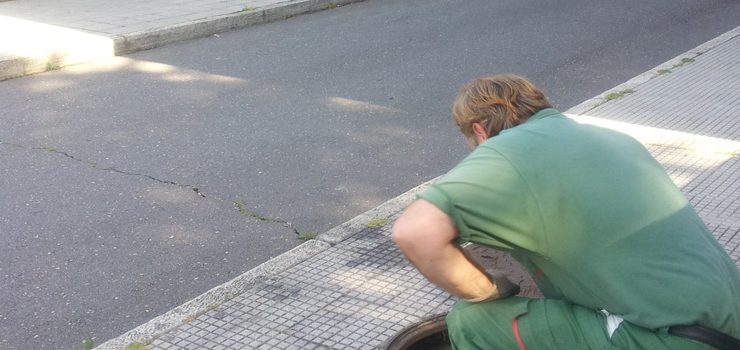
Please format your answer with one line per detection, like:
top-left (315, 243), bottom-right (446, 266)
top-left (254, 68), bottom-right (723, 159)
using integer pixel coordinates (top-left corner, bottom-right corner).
top-left (419, 108), bottom-right (740, 336)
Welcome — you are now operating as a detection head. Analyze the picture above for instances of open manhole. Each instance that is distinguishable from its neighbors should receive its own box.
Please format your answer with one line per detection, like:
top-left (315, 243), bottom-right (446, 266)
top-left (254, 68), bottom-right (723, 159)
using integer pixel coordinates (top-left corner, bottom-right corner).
top-left (383, 314), bottom-right (451, 350)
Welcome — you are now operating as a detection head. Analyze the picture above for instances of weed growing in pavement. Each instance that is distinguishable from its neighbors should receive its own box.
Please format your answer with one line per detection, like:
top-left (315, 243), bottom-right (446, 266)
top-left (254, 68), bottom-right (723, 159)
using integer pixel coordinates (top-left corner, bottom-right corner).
top-left (606, 89), bottom-right (635, 101)
top-left (184, 314), bottom-right (197, 323)
top-left (124, 341), bottom-right (150, 350)
top-left (297, 231), bottom-right (318, 240)
top-left (327, 2), bottom-right (338, 9)
top-left (233, 199), bottom-right (301, 235)
top-left (655, 56), bottom-right (697, 78)
top-left (233, 200), bottom-right (271, 221)
top-left (46, 62), bottom-right (61, 71)
top-left (82, 337), bottom-right (95, 350)
top-left (366, 217), bottom-right (390, 228)
top-left (668, 57), bottom-right (695, 70)
top-left (243, 6), bottom-right (255, 11)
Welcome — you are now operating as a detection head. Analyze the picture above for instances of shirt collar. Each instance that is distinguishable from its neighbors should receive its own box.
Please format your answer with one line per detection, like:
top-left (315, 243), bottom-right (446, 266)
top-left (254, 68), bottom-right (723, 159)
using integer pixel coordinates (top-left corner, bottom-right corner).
top-left (526, 108), bottom-right (561, 122)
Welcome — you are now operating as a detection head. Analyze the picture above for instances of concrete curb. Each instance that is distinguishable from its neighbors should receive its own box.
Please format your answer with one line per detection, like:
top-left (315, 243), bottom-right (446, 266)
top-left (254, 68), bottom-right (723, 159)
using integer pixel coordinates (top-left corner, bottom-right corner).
top-left (0, 15), bottom-right (117, 81)
top-left (0, 0), bottom-right (367, 81)
top-left (566, 25), bottom-right (740, 115)
top-left (94, 179), bottom-right (434, 349)
top-left (113, 0), bottom-right (368, 55)
top-left (0, 55), bottom-right (46, 82)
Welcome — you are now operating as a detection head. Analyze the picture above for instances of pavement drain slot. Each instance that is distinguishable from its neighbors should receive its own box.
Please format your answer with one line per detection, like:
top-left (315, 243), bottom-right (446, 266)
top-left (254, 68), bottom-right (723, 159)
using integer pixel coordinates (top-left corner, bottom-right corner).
top-left (383, 313), bottom-right (451, 350)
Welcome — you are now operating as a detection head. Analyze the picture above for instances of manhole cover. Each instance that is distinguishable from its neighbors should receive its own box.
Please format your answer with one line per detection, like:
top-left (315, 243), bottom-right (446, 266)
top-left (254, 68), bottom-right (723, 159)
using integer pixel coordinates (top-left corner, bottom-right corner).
top-left (383, 313), bottom-right (450, 350)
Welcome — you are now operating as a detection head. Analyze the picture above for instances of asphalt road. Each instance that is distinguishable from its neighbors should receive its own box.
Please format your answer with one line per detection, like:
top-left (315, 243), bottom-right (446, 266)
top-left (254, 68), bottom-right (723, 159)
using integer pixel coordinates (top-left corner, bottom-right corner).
top-left (1, 0), bottom-right (739, 348)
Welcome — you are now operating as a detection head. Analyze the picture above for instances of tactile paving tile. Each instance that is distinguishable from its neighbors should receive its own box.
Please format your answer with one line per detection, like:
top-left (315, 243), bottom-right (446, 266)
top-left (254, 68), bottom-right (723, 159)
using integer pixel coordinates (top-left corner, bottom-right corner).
top-left (643, 144), bottom-right (729, 190)
top-left (151, 281), bottom-right (346, 349)
top-left (706, 223), bottom-right (740, 265)
top-left (681, 157), bottom-right (740, 226)
top-left (641, 145), bottom-right (738, 219)
top-left (587, 35), bottom-right (740, 140)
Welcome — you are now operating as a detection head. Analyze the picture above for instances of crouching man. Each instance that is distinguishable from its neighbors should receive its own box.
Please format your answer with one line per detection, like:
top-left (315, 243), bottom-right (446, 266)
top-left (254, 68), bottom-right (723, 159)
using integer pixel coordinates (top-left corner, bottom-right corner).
top-left (392, 74), bottom-right (740, 349)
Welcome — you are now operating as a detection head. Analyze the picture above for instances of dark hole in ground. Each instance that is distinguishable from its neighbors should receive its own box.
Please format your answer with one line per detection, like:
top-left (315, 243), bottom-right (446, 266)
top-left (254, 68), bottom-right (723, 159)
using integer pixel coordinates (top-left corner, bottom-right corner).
top-left (384, 314), bottom-right (450, 350)
top-left (405, 328), bottom-right (451, 350)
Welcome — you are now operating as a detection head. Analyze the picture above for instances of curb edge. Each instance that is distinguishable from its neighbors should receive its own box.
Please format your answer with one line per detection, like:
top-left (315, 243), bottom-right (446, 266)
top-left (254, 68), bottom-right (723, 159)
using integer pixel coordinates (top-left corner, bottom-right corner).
top-left (566, 25), bottom-right (740, 115)
top-left (113, 0), bottom-right (368, 55)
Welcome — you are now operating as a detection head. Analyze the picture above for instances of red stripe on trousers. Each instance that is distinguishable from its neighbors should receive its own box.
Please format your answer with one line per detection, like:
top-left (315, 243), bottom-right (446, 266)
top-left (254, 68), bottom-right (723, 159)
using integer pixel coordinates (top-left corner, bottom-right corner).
top-left (512, 318), bottom-right (528, 350)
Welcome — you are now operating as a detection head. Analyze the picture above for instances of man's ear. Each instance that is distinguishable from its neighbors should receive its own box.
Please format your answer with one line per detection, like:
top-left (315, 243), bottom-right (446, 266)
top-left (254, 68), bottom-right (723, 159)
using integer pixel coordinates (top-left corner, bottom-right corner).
top-left (471, 122), bottom-right (489, 145)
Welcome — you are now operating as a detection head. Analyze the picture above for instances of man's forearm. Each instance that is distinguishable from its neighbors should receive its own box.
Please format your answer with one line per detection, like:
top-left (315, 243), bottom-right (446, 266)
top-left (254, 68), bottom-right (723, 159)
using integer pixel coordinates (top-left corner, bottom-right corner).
top-left (392, 199), bottom-right (502, 302)
top-left (402, 241), bottom-right (499, 301)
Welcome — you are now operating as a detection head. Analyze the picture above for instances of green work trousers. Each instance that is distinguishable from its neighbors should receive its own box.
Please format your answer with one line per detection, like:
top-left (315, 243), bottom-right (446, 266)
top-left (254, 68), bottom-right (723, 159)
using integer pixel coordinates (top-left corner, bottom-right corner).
top-left (446, 297), bottom-right (714, 350)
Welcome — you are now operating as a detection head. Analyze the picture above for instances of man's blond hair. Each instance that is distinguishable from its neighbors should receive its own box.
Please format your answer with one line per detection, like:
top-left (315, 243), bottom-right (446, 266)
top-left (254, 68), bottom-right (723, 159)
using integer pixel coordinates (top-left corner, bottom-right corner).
top-left (452, 74), bottom-right (552, 137)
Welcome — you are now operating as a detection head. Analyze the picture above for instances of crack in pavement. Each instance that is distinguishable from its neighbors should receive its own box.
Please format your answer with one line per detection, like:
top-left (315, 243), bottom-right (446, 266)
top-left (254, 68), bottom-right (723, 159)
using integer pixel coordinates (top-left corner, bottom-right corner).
top-left (1, 139), bottom-right (310, 236)
top-left (32, 145), bottom-right (208, 198)
top-left (1, 138), bottom-right (207, 198)
top-left (233, 199), bottom-right (301, 235)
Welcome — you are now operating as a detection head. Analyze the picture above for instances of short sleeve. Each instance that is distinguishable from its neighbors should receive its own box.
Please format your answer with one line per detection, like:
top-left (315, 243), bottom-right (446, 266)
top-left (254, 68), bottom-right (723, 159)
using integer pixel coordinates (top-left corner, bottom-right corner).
top-left (417, 146), bottom-right (547, 255)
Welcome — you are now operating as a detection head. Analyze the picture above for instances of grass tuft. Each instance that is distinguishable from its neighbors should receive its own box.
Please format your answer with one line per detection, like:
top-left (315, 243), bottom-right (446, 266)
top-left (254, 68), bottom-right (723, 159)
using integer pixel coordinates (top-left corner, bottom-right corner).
top-left (366, 217), bottom-right (390, 228)
top-left (670, 57), bottom-right (696, 69)
top-left (82, 337), bottom-right (95, 350)
top-left (297, 231), bottom-right (318, 240)
top-left (46, 62), bottom-right (61, 71)
top-left (233, 200), bottom-right (270, 221)
top-left (124, 342), bottom-right (150, 350)
top-left (606, 89), bottom-right (635, 101)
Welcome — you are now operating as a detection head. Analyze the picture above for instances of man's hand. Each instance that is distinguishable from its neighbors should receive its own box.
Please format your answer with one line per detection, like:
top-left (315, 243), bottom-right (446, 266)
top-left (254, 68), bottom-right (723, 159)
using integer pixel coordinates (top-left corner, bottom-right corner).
top-left (392, 199), bottom-right (509, 301)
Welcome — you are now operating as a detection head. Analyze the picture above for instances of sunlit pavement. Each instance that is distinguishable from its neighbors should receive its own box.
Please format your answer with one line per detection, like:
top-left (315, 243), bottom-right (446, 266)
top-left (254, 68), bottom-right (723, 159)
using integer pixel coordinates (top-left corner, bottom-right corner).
top-left (95, 26), bottom-right (740, 350)
top-left (0, 0), bottom-right (361, 80)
